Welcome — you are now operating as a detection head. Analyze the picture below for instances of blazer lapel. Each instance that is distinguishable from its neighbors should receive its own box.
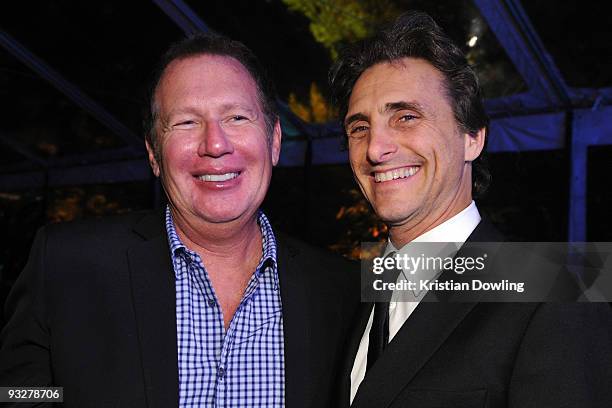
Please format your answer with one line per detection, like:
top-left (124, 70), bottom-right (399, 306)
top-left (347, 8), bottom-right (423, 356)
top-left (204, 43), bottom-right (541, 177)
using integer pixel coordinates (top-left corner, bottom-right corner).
top-left (467, 219), bottom-right (505, 243)
top-left (127, 212), bottom-right (179, 408)
top-left (350, 301), bottom-right (478, 408)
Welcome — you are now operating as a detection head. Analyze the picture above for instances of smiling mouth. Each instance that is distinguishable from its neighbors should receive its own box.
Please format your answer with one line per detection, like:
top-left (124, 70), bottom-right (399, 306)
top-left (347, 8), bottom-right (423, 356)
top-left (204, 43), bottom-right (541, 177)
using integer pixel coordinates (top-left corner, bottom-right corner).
top-left (196, 172), bottom-right (240, 182)
top-left (373, 166), bottom-right (420, 183)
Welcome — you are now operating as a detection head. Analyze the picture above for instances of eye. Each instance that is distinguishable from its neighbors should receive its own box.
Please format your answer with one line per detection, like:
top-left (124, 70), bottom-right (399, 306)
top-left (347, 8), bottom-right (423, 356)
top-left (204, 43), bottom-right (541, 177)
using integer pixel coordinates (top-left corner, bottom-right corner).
top-left (223, 114), bottom-right (251, 126)
top-left (347, 124), bottom-right (369, 138)
top-left (171, 120), bottom-right (198, 130)
top-left (398, 114), bottom-right (417, 122)
top-left (228, 115), bottom-right (249, 122)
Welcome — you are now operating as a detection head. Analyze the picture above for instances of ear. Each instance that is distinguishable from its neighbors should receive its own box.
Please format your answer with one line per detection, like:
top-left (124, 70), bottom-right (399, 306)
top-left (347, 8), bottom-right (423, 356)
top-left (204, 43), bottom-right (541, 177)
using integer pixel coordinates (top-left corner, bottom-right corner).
top-left (271, 119), bottom-right (282, 166)
top-left (464, 127), bottom-right (486, 162)
top-left (145, 140), bottom-right (161, 177)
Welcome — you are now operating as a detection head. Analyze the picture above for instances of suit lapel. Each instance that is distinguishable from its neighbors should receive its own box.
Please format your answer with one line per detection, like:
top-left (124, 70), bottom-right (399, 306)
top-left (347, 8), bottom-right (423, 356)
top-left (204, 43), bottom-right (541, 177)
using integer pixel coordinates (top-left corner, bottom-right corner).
top-left (468, 219), bottom-right (505, 243)
top-left (127, 213), bottom-right (179, 408)
top-left (351, 301), bottom-right (478, 408)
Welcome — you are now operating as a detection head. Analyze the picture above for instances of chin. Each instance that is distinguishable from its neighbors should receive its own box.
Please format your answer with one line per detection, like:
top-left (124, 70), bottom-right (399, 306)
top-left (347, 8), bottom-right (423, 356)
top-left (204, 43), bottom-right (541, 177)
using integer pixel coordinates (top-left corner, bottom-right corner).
top-left (373, 205), bottom-right (417, 227)
top-left (195, 207), bottom-right (245, 224)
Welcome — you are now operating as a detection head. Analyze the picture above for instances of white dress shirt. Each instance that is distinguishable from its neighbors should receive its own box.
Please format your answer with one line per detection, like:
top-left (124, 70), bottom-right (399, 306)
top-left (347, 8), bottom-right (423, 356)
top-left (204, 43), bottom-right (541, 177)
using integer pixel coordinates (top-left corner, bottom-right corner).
top-left (350, 201), bottom-right (481, 404)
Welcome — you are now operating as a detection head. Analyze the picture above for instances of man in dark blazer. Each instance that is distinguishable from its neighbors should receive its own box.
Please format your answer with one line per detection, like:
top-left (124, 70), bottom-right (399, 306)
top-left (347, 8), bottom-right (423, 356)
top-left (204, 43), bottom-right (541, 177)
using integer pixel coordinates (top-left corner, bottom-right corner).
top-left (329, 11), bottom-right (612, 407)
top-left (0, 33), bottom-right (359, 407)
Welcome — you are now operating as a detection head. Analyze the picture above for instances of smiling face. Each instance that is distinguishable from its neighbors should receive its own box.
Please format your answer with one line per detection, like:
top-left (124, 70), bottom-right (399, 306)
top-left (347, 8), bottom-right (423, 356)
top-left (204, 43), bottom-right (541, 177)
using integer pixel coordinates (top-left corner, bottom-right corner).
top-left (345, 58), bottom-right (484, 240)
top-left (146, 54), bottom-right (281, 226)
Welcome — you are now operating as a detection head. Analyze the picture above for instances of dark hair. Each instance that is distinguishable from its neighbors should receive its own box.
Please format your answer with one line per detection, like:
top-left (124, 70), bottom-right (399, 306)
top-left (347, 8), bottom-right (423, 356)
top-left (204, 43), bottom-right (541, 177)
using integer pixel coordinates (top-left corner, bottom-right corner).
top-left (144, 33), bottom-right (278, 153)
top-left (329, 11), bottom-right (490, 196)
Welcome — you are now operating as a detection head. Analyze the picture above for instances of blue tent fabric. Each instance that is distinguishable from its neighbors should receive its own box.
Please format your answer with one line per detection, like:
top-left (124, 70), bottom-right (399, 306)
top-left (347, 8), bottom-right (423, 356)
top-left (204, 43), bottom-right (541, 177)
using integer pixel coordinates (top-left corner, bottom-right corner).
top-left (278, 137), bottom-right (347, 167)
top-left (278, 140), bottom-right (308, 167)
top-left (488, 112), bottom-right (565, 152)
top-left (1, 0), bottom-right (611, 242)
top-left (288, 111), bottom-right (567, 166)
top-left (312, 138), bottom-right (347, 165)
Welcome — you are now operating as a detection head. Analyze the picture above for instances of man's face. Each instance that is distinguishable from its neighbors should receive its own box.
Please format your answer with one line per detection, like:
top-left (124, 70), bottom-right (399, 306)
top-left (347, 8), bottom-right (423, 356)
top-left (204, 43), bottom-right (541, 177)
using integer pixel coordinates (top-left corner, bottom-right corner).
top-left (146, 54), bottom-right (281, 225)
top-left (345, 58), bottom-right (483, 232)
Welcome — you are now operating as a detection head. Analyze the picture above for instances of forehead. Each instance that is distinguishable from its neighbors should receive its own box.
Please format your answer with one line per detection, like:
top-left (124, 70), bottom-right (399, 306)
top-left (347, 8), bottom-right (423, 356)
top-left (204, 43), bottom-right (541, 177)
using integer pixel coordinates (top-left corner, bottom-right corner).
top-left (155, 54), bottom-right (260, 111)
top-left (347, 57), bottom-right (449, 116)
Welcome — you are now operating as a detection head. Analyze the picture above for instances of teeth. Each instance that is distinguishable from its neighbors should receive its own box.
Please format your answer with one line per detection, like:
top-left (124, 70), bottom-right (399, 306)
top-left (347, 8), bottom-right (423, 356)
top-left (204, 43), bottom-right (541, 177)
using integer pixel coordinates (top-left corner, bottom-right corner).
top-left (374, 167), bottom-right (419, 183)
top-left (198, 172), bottom-right (239, 182)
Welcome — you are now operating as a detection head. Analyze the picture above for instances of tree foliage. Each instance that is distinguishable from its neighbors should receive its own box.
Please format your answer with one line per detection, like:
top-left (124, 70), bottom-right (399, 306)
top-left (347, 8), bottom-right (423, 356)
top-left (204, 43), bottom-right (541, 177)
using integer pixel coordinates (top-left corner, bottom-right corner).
top-left (329, 188), bottom-right (387, 259)
top-left (288, 82), bottom-right (337, 123)
top-left (282, 0), bottom-right (399, 60)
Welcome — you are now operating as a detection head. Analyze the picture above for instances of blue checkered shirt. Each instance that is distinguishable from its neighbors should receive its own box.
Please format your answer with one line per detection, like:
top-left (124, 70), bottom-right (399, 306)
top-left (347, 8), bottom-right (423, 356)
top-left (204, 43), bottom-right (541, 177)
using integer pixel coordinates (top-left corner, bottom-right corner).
top-left (165, 207), bottom-right (285, 407)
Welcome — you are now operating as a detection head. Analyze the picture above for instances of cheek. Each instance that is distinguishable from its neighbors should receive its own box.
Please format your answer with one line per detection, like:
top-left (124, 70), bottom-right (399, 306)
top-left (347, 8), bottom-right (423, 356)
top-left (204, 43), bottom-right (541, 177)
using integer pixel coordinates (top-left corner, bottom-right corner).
top-left (235, 129), bottom-right (268, 152)
top-left (244, 145), bottom-right (271, 173)
top-left (348, 152), bottom-right (359, 172)
top-left (348, 157), bottom-right (368, 189)
top-left (161, 146), bottom-right (194, 179)
top-left (433, 146), bottom-right (465, 186)
top-left (420, 127), bottom-right (463, 164)
top-left (348, 141), bottom-right (366, 166)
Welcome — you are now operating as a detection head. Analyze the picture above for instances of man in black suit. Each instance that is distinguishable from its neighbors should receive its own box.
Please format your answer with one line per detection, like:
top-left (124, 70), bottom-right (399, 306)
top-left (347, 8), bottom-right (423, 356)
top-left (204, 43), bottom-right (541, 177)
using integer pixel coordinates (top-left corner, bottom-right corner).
top-left (329, 11), bottom-right (612, 407)
top-left (0, 33), bottom-right (358, 407)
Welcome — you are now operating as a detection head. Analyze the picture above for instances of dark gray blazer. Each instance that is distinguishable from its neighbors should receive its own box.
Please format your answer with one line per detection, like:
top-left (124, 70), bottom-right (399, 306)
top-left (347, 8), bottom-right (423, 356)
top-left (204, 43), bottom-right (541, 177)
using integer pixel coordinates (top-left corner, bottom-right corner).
top-left (0, 211), bottom-right (360, 408)
top-left (340, 221), bottom-right (612, 408)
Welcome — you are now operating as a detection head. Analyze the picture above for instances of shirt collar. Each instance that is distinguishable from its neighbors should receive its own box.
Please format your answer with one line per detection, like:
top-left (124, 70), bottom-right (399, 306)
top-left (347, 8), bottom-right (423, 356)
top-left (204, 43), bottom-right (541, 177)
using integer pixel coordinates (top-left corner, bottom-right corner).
top-left (255, 210), bottom-right (278, 281)
top-left (165, 206), bottom-right (278, 281)
top-left (165, 206), bottom-right (186, 256)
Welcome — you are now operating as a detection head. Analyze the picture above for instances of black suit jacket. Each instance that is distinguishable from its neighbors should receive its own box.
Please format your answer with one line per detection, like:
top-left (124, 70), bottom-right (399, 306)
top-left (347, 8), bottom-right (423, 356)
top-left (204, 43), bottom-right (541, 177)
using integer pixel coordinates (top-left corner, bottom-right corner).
top-left (0, 211), bottom-right (360, 408)
top-left (341, 221), bottom-right (612, 408)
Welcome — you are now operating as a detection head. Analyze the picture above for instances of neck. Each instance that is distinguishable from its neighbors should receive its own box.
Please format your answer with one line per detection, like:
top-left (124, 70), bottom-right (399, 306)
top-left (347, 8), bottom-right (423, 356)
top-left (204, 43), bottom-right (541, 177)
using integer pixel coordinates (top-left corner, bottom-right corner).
top-left (170, 208), bottom-right (265, 331)
top-left (389, 187), bottom-right (473, 249)
top-left (171, 208), bottom-right (262, 262)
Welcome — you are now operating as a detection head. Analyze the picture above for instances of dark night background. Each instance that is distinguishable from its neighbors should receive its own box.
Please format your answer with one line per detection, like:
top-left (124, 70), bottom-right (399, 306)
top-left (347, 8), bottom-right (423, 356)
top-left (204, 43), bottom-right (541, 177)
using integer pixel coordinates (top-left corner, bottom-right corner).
top-left (1, 0), bottom-right (611, 323)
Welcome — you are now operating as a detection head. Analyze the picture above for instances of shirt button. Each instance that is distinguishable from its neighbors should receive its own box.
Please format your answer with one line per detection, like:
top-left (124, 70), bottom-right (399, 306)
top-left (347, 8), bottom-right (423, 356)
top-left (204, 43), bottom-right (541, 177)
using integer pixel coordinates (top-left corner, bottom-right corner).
top-left (218, 366), bottom-right (225, 378)
top-left (208, 299), bottom-right (216, 307)
top-left (389, 301), bottom-right (397, 310)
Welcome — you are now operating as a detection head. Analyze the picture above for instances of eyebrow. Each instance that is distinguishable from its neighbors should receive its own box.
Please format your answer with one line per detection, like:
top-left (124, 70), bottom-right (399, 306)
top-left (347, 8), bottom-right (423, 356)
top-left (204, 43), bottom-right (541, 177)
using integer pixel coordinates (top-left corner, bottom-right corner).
top-left (344, 100), bottom-right (427, 128)
top-left (163, 106), bottom-right (200, 119)
top-left (219, 103), bottom-right (257, 116)
top-left (384, 101), bottom-right (426, 114)
top-left (344, 112), bottom-right (369, 128)
top-left (163, 103), bottom-right (257, 120)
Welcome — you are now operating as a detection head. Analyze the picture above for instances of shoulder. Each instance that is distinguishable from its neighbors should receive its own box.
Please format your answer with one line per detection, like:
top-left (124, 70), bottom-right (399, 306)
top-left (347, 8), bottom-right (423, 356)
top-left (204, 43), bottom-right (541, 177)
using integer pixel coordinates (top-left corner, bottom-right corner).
top-left (467, 218), bottom-right (506, 242)
top-left (275, 231), bottom-right (360, 296)
top-left (483, 302), bottom-right (612, 356)
top-left (41, 210), bottom-right (162, 241)
top-left (35, 210), bottom-right (164, 259)
top-left (509, 302), bottom-right (612, 403)
top-left (525, 302), bottom-right (612, 332)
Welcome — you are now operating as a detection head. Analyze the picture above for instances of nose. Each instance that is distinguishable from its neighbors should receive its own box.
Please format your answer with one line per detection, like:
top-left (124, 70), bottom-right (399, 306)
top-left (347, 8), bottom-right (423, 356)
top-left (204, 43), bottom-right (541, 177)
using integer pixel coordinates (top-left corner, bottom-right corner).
top-left (197, 121), bottom-right (234, 157)
top-left (366, 124), bottom-right (397, 164)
